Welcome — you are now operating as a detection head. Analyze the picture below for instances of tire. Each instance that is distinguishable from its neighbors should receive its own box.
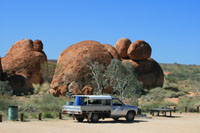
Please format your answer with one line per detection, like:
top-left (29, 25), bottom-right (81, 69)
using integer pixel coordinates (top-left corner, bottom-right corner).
top-left (76, 116), bottom-right (84, 122)
top-left (112, 117), bottom-right (119, 121)
top-left (91, 113), bottom-right (99, 123)
top-left (126, 111), bottom-right (135, 122)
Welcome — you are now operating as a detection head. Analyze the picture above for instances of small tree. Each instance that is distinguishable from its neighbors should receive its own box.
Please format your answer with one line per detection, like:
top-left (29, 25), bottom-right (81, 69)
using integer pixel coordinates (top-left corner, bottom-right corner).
top-left (105, 59), bottom-right (143, 101)
top-left (0, 81), bottom-right (13, 95)
top-left (87, 61), bottom-right (105, 94)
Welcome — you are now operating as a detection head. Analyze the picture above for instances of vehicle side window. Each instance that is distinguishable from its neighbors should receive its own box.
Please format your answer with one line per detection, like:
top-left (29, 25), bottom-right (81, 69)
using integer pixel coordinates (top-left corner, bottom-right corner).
top-left (102, 99), bottom-right (111, 105)
top-left (88, 99), bottom-right (102, 105)
top-left (112, 99), bottom-right (123, 106)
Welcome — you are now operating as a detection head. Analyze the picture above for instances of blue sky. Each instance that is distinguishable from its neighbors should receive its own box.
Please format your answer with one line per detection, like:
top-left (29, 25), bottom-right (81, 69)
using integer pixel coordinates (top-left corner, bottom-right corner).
top-left (1, 0), bottom-right (200, 65)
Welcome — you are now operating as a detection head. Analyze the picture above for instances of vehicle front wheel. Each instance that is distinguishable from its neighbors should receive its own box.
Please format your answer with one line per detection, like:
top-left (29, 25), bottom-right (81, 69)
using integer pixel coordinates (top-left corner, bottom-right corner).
top-left (91, 113), bottom-right (99, 123)
top-left (126, 111), bottom-right (135, 122)
top-left (76, 116), bottom-right (84, 122)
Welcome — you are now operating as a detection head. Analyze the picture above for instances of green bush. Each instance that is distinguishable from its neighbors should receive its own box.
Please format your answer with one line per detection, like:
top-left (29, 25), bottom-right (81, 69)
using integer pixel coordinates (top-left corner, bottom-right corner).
top-left (141, 87), bottom-right (185, 102)
top-left (32, 82), bottom-right (50, 95)
top-left (0, 81), bottom-right (13, 95)
top-left (139, 101), bottom-right (176, 112)
top-left (0, 95), bottom-right (17, 111)
top-left (161, 64), bottom-right (200, 86)
top-left (43, 112), bottom-right (55, 118)
top-left (19, 94), bottom-right (66, 113)
top-left (139, 87), bottom-right (185, 112)
top-left (177, 96), bottom-right (200, 112)
top-left (0, 94), bottom-right (67, 119)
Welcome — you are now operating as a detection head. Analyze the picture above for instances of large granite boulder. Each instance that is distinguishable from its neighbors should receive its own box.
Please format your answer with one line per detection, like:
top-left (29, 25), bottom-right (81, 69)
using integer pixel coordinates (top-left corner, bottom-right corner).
top-left (2, 39), bottom-right (47, 95)
top-left (103, 44), bottom-right (121, 60)
top-left (122, 58), bottom-right (164, 89)
top-left (127, 40), bottom-right (152, 60)
top-left (114, 38), bottom-right (131, 59)
top-left (50, 40), bottom-right (113, 97)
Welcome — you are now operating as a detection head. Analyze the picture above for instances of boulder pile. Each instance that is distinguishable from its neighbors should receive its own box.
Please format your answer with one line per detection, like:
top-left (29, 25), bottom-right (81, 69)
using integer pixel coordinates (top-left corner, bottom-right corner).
top-left (115, 38), bottom-right (164, 89)
top-left (2, 39), bottom-right (47, 95)
top-left (1, 38), bottom-right (164, 97)
top-left (50, 40), bottom-right (120, 96)
top-left (50, 39), bottom-right (164, 97)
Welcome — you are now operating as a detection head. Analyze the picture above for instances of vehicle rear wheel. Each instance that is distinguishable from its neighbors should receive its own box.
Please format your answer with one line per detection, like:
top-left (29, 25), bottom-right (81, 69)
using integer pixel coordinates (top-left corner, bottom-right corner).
top-left (126, 111), bottom-right (135, 122)
top-left (91, 113), bottom-right (99, 123)
top-left (76, 116), bottom-right (84, 122)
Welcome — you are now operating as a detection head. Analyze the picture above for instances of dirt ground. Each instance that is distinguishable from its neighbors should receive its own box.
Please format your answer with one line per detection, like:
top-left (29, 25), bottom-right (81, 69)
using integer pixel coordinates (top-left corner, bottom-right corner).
top-left (1, 113), bottom-right (200, 133)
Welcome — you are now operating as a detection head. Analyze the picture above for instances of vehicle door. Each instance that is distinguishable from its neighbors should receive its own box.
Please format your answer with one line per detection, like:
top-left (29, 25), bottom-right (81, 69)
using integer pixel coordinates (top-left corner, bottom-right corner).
top-left (111, 98), bottom-right (126, 116)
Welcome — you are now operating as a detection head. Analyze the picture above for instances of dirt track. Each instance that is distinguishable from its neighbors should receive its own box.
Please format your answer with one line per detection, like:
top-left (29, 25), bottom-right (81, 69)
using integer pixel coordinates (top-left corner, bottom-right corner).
top-left (1, 113), bottom-right (200, 133)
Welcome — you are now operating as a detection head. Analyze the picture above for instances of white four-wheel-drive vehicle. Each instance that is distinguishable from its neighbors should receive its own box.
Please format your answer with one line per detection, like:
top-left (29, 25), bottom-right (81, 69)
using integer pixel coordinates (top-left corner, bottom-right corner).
top-left (62, 95), bottom-right (138, 122)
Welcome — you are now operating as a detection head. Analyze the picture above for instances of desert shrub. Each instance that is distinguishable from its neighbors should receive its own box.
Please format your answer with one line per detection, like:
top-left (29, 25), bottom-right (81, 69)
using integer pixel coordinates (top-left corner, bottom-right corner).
top-left (39, 94), bottom-right (66, 112)
top-left (139, 87), bottom-right (185, 112)
top-left (0, 81), bottom-right (13, 95)
top-left (43, 112), bottom-right (55, 118)
top-left (161, 64), bottom-right (200, 85)
top-left (20, 103), bottom-right (38, 112)
top-left (141, 87), bottom-right (185, 102)
top-left (0, 95), bottom-right (17, 111)
top-left (177, 96), bottom-right (200, 112)
top-left (19, 94), bottom-right (66, 113)
top-left (139, 101), bottom-right (176, 112)
top-left (32, 82), bottom-right (50, 95)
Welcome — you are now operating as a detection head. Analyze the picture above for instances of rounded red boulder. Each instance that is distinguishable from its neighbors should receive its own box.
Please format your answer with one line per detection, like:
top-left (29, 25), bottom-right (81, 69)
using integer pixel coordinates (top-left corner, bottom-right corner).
top-left (2, 39), bottom-right (47, 95)
top-left (122, 58), bottom-right (164, 89)
top-left (127, 40), bottom-right (152, 60)
top-left (114, 38), bottom-right (131, 59)
top-left (50, 40), bottom-right (113, 97)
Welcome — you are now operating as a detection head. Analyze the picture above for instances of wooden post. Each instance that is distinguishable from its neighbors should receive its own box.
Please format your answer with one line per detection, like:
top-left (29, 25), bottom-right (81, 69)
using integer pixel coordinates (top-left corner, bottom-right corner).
top-left (39, 113), bottom-right (42, 120)
top-left (152, 111), bottom-right (154, 116)
top-left (0, 115), bottom-right (2, 122)
top-left (59, 113), bottom-right (62, 120)
top-left (173, 107), bottom-right (176, 113)
top-left (170, 111), bottom-right (172, 117)
top-left (157, 111), bottom-right (160, 116)
top-left (197, 106), bottom-right (199, 113)
top-left (20, 113), bottom-right (24, 122)
top-left (164, 111), bottom-right (166, 116)
top-left (185, 107), bottom-right (188, 113)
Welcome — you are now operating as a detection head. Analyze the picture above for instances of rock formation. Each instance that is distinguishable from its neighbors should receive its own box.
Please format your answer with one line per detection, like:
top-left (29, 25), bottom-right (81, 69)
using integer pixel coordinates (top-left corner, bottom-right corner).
top-left (114, 38), bottom-right (131, 59)
top-left (103, 44), bottom-right (121, 60)
top-left (127, 40), bottom-right (152, 60)
top-left (115, 38), bottom-right (163, 89)
top-left (2, 39), bottom-right (47, 95)
top-left (50, 40), bottom-right (113, 96)
top-left (122, 58), bottom-right (164, 89)
top-left (50, 39), bottom-right (164, 96)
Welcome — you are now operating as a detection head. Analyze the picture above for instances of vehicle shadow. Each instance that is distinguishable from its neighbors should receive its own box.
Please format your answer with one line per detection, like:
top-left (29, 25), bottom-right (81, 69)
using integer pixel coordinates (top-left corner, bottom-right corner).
top-left (151, 115), bottom-right (182, 118)
top-left (82, 119), bottom-right (148, 124)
